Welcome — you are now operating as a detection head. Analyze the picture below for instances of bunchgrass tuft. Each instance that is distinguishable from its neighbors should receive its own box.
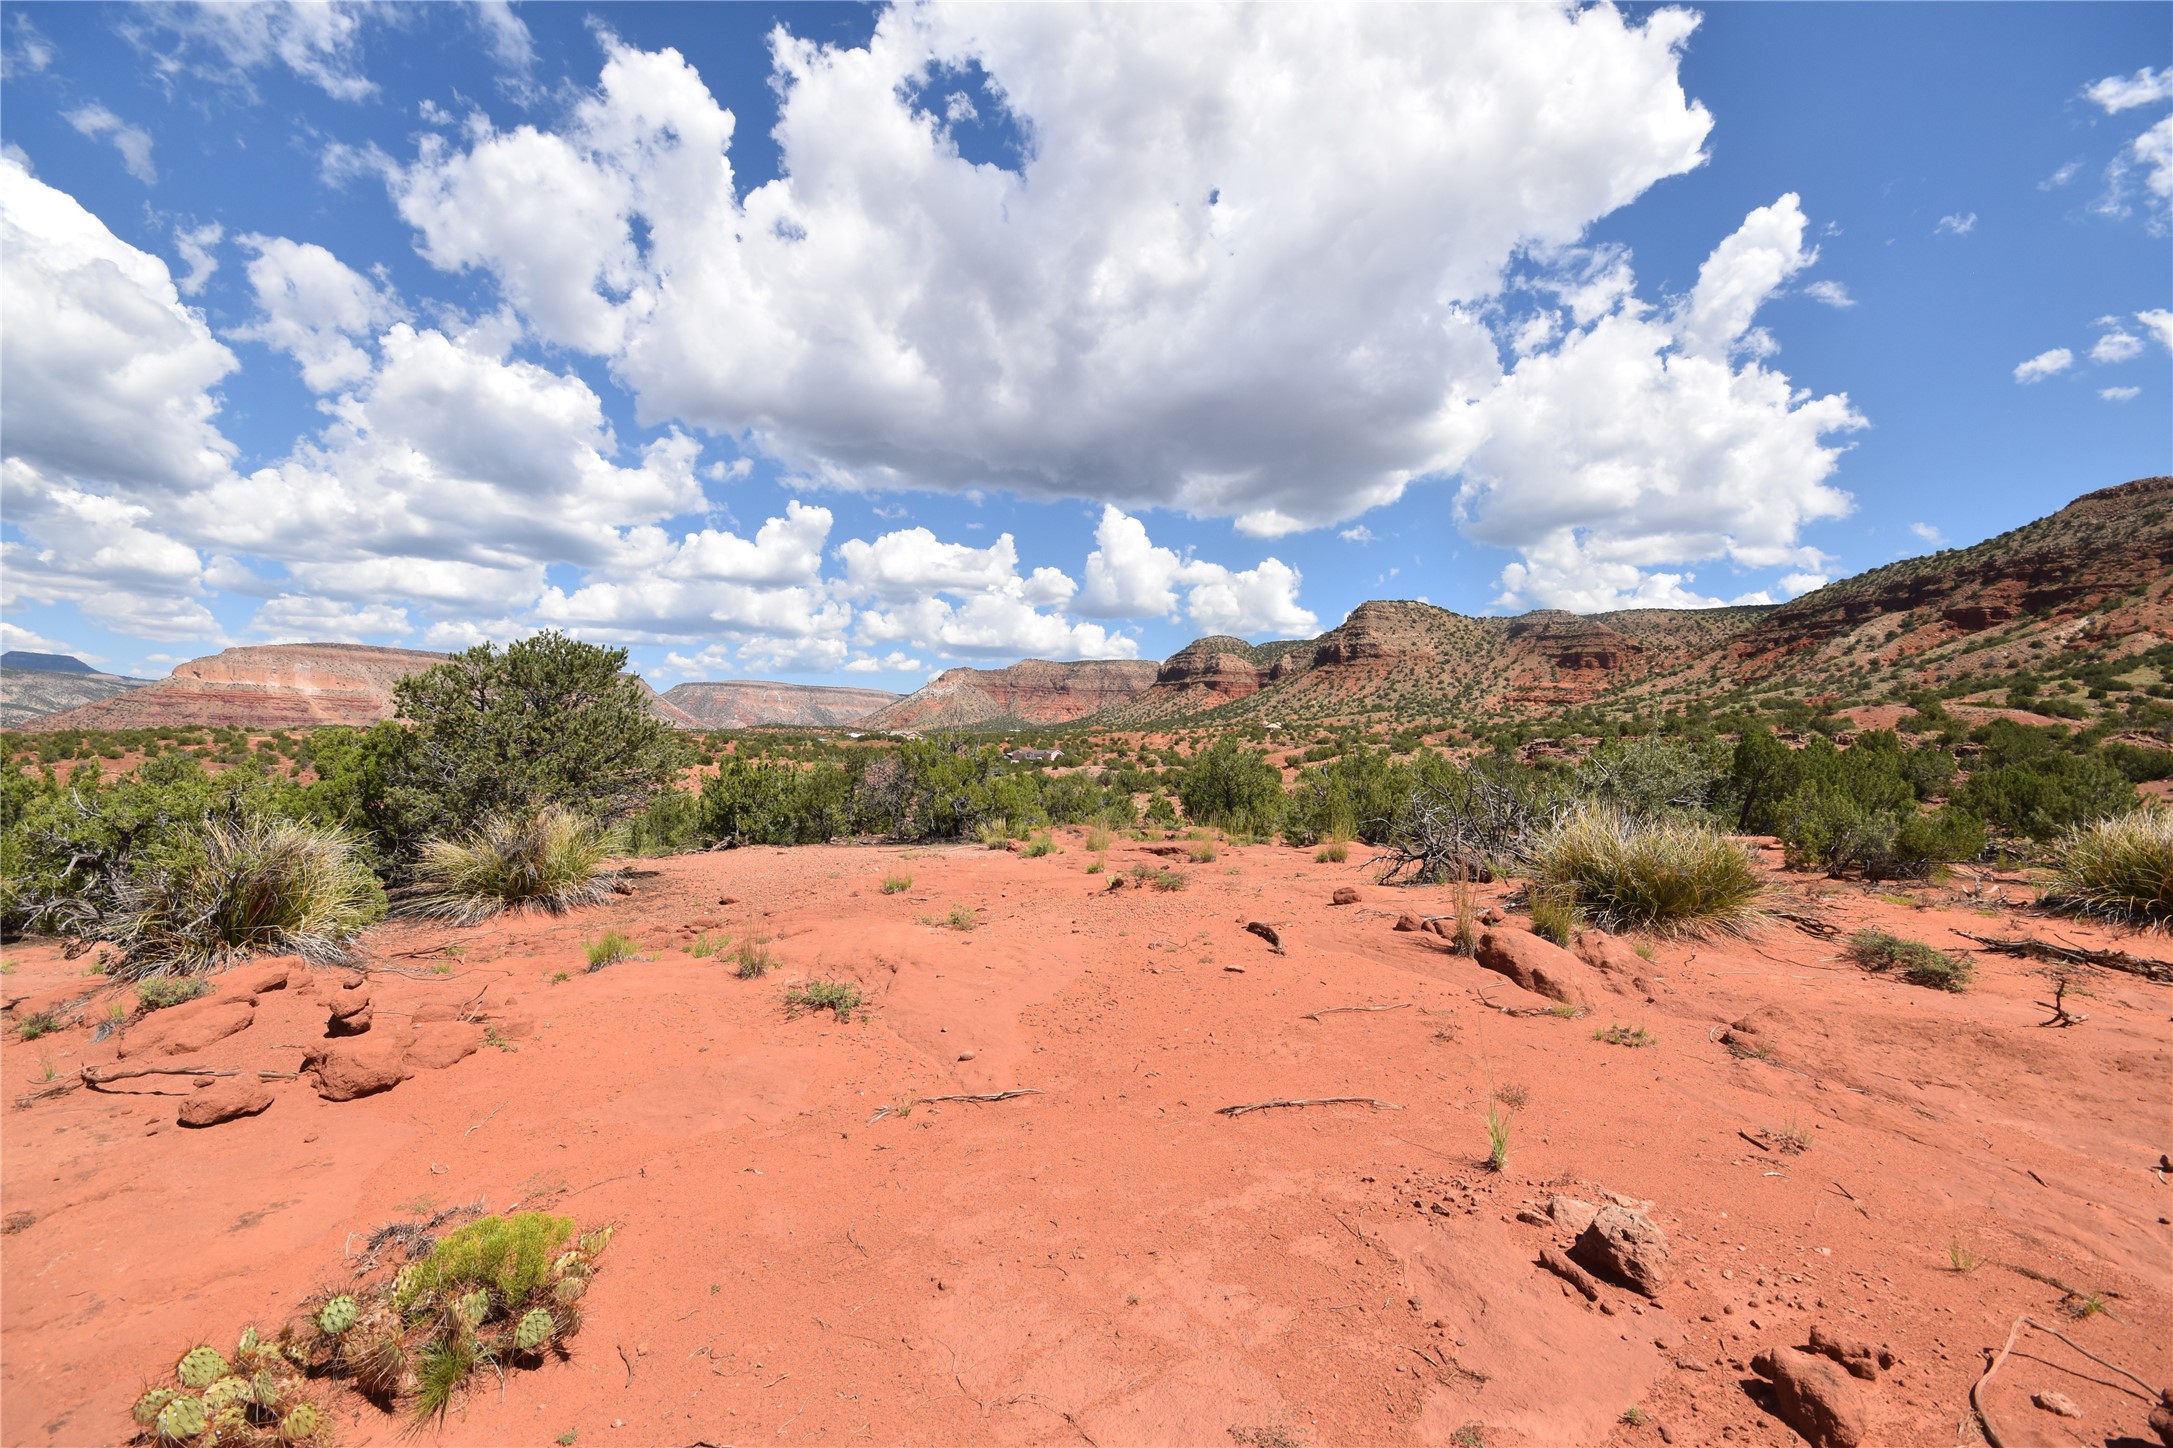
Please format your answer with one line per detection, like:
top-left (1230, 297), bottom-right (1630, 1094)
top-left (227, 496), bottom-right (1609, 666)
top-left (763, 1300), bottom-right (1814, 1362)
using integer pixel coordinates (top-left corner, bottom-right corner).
top-left (1846, 929), bottom-right (1972, 992)
top-left (732, 935), bottom-right (777, 979)
top-left (880, 873), bottom-right (913, 895)
top-left (1484, 1099), bottom-right (1511, 1171)
top-left (1021, 833), bottom-right (1060, 858)
top-left (1189, 838), bottom-right (1219, 863)
top-left (2046, 810), bottom-right (2173, 925)
top-left (785, 979), bottom-right (864, 1022)
top-left (1594, 1022), bottom-right (1655, 1048)
top-left (1528, 887), bottom-right (1578, 947)
top-left (108, 816), bottom-right (384, 975)
top-left (687, 932), bottom-right (724, 958)
top-left (584, 929), bottom-right (637, 970)
top-left (1084, 827), bottom-right (1114, 853)
top-left (408, 807), bottom-right (610, 924)
top-left (1531, 807), bottom-right (1764, 937)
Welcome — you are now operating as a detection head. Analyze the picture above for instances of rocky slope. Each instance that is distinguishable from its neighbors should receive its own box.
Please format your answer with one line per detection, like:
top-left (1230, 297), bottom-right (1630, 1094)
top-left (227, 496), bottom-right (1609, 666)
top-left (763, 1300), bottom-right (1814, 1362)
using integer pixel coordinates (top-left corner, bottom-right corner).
top-left (0, 665), bottom-right (153, 730)
top-left (18, 644), bottom-right (705, 732)
top-left (862, 659), bottom-right (1162, 729)
top-left (1088, 477), bottom-right (2170, 725)
top-left (662, 680), bottom-right (901, 730)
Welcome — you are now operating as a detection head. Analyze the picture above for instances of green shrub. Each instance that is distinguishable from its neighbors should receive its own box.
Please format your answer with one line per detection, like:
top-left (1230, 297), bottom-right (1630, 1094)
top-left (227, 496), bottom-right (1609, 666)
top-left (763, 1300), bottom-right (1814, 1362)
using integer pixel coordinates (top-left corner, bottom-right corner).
top-left (105, 816), bottom-right (385, 975)
top-left (396, 1213), bottom-right (576, 1314)
top-left (1146, 866), bottom-right (1188, 892)
top-left (1846, 929), bottom-right (1972, 991)
top-left (880, 873), bottom-right (912, 894)
top-left (2046, 810), bottom-right (2173, 923)
top-left (408, 807), bottom-right (610, 923)
top-left (785, 979), bottom-right (864, 1022)
top-left (1021, 833), bottom-right (1060, 858)
top-left (584, 930), bottom-right (637, 970)
top-left (697, 757), bottom-right (855, 846)
top-left (1315, 839), bottom-right (1349, 863)
top-left (136, 976), bottom-right (209, 1012)
top-left (1576, 735), bottom-right (1728, 821)
top-left (1188, 837), bottom-right (1218, 863)
top-left (1531, 808), bottom-right (1763, 936)
top-left (1175, 740), bottom-right (1285, 834)
top-left (1084, 826), bottom-right (1114, 853)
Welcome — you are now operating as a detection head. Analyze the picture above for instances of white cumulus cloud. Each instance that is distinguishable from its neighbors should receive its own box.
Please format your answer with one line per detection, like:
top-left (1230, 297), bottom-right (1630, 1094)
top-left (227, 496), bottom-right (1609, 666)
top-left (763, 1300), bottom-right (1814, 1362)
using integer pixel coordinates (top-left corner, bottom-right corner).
top-left (2013, 348), bottom-right (2073, 383)
top-left (2085, 66), bottom-right (2173, 114)
top-left (2100, 386), bottom-right (2140, 402)
top-left (231, 234), bottom-right (403, 391)
top-left (65, 103), bottom-right (157, 184)
top-left (2091, 329), bottom-right (2144, 364)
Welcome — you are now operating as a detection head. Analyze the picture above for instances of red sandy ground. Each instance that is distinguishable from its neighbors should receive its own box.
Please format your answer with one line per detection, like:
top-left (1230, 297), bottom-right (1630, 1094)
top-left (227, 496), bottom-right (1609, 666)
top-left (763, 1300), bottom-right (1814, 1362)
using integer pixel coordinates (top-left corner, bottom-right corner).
top-left (3, 836), bottom-right (2169, 1447)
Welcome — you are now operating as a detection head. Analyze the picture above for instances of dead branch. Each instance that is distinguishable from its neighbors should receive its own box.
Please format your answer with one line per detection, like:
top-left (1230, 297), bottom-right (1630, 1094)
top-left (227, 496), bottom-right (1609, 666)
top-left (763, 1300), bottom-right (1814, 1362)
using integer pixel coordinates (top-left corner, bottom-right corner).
top-left (1301, 1003), bottom-right (1409, 1021)
top-left (82, 1063), bottom-right (240, 1091)
top-left (1537, 1248), bottom-right (1600, 1301)
top-left (1768, 908), bottom-right (1840, 940)
top-left (1953, 931), bottom-right (2172, 984)
top-left (1971, 1315), bottom-right (2160, 1448)
top-left (1244, 921), bottom-right (1285, 954)
top-left (1471, 987), bottom-right (1579, 1019)
top-left (1216, 1096), bottom-right (1403, 1117)
top-left (869, 1088), bottom-right (1042, 1122)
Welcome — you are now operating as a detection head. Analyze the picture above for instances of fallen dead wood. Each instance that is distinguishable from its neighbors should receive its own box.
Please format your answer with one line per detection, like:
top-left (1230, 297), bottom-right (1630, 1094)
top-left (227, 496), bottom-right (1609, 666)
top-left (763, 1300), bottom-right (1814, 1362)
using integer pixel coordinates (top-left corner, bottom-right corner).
top-left (1970, 1314), bottom-right (2159, 1448)
top-left (1471, 987), bottom-right (1580, 1019)
top-left (1537, 1247), bottom-right (1600, 1301)
top-left (1301, 1003), bottom-right (1409, 1022)
top-left (1216, 1096), bottom-right (1403, 1118)
top-left (1769, 908), bottom-right (1840, 940)
top-left (868, 1088), bottom-right (1043, 1123)
top-left (82, 1063), bottom-right (241, 1090)
top-left (1953, 931), bottom-right (2172, 984)
top-left (1244, 921), bottom-right (1286, 954)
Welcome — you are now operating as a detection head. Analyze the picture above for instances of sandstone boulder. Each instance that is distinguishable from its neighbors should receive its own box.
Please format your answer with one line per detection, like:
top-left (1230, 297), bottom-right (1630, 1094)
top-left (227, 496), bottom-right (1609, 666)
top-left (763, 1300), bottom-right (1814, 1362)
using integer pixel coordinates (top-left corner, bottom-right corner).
top-left (1752, 1347), bottom-right (1867, 1448)
top-left (1806, 1325), bottom-right (1891, 1381)
top-left (178, 1081), bottom-right (274, 1128)
top-left (1331, 886), bottom-right (1361, 906)
top-left (118, 996), bottom-right (255, 1059)
top-left (1393, 914), bottom-right (1424, 932)
top-left (1572, 931), bottom-right (1645, 990)
top-left (1548, 1194), bottom-right (1600, 1237)
top-left (1571, 1203), bottom-right (1673, 1297)
top-left (1475, 929), bottom-right (1598, 1006)
top-left (224, 961), bottom-right (293, 995)
top-left (407, 1023), bottom-right (485, 1071)
top-left (304, 1032), bottom-right (414, 1101)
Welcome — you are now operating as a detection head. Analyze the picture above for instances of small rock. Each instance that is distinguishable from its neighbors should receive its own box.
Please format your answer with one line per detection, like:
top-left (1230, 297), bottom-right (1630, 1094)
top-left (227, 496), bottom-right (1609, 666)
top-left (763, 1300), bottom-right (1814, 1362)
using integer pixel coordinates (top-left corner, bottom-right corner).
top-left (2148, 1390), bottom-right (2173, 1446)
top-left (1807, 1324), bottom-right (1882, 1381)
top-left (224, 961), bottom-right (293, 994)
top-left (1223, 964), bottom-right (1245, 973)
top-left (1752, 1347), bottom-right (1867, 1448)
top-left (117, 996), bottom-right (256, 1059)
top-left (1537, 1247), bottom-right (1601, 1301)
top-left (1572, 1204), bottom-right (1674, 1297)
top-left (1479, 906), bottom-right (1505, 926)
top-left (1548, 1194), bottom-right (1600, 1236)
top-left (1516, 1208), bottom-right (1550, 1227)
top-left (1393, 914), bottom-right (1424, 932)
top-left (719, 896), bottom-right (739, 906)
top-left (304, 1032), bottom-right (416, 1101)
top-left (178, 1081), bottom-right (274, 1128)
top-left (957, 1051), bottom-right (975, 1062)
top-left (1475, 929), bottom-right (1599, 1006)
top-left (1330, 886), bottom-right (1361, 906)
top-left (2031, 1391), bottom-right (2082, 1419)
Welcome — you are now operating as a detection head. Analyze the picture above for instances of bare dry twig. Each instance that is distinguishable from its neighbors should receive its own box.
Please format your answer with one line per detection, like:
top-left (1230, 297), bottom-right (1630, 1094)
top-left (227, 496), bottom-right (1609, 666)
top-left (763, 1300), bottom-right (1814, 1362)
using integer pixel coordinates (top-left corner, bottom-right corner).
top-left (868, 1088), bottom-right (1043, 1123)
top-left (1954, 931), bottom-right (2172, 984)
top-left (1216, 1096), bottom-right (1403, 1117)
top-left (1301, 1003), bottom-right (1409, 1021)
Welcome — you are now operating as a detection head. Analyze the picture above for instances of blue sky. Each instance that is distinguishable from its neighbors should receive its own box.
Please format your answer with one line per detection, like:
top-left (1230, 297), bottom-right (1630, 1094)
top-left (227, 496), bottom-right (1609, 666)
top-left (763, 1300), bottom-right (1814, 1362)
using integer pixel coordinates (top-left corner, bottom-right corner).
top-left (2, 2), bottom-right (2167, 690)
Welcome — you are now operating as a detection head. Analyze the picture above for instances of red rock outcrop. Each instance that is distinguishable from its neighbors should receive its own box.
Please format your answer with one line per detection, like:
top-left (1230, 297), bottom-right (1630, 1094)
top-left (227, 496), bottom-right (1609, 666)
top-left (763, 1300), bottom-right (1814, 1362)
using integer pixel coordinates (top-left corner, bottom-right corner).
top-left (862, 659), bottom-right (1160, 729)
top-left (663, 680), bottom-right (901, 729)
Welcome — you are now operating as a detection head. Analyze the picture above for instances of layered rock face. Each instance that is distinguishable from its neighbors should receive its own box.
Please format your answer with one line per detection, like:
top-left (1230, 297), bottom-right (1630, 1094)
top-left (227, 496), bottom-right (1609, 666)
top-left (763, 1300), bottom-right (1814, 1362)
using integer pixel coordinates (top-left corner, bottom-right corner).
top-left (663, 681), bottom-right (902, 729)
top-left (863, 659), bottom-right (1161, 729)
top-left (1, 666), bottom-right (152, 729)
top-left (20, 645), bottom-right (447, 731)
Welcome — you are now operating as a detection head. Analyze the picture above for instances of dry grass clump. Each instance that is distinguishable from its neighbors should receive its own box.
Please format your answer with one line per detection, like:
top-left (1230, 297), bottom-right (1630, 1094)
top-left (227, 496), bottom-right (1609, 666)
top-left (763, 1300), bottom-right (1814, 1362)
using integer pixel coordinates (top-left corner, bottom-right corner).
top-left (2046, 809), bottom-right (2173, 924)
top-left (1530, 807), bottom-right (1763, 937)
top-left (584, 929), bottom-right (637, 970)
top-left (1846, 928), bottom-right (1972, 991)
top-left (109, 817), bottom-right (383, 976)
top-left (407, 807), bottom-right (610, 924)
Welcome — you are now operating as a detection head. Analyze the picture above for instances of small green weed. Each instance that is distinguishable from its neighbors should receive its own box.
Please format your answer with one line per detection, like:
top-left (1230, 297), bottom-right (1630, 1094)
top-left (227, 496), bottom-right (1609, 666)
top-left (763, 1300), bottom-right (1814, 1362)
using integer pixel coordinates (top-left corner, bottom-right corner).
top-left (1846, 929), bottom-right (1972, 992)
top-left (1594, 1023), bottom-right (1655, 1048)
top-left (1546, 1003), bottom-right (1584, 1019)
top-left (785, 979), bottom-right (864, 1022)
top-left (484, 1027), bottom-right (516, 1052)
top-left (1946, 1238), bottom-right (1980, 1273)
top-left (1450, 1423), bottom-right (1488, 1447)
top-left (1147, 867), bottom-right (1188, 892)
top-left (2062, 1291), bottom-right (2106, 1319)
top-left (688, 932), bottom-right (724, 957)
top-left (1021, 834), bottom-right (1060, 858)
top-left (880, 873), bottom-right (913, 895)
top-left (136, 975), bottom-right (209, 1012)
top-left (17, 1012), bottom-right (60, 1041)
top-left (1620, 1407), bottom-right (1648, 1427)
top-left (551, 970), bottom-right (571, 984)
top-left (1484, 1100), bottom-right (1511, 1172)
top-left (584, 930), bottom-right (637, 970)
top-left (1086, 858), bottom-right (1106, 875)
top-left (557, 1433), bottom-right (578, 1447)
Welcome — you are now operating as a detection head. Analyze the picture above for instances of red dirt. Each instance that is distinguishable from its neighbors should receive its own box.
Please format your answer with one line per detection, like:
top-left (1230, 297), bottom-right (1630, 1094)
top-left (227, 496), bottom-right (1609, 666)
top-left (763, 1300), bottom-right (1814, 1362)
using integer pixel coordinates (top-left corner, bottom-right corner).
top-left (4, 839), bottom-right (2169, 1447)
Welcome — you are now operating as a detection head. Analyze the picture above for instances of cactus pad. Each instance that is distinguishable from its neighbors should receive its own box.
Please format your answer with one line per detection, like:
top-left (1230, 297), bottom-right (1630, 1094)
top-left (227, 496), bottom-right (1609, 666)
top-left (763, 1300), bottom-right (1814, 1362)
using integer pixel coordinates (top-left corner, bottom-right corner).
top-left (237, 1326), bottom-right (260, 1356)
top-left (279, 1403), bottom-right (324, 1442)
top-left (316, 1295), bottom-right (359, 1335)
top-left (552, 1250), bottom-right (586, 1276)
top-left (155, 1395), bottom-right (207, 1442)
top-left (209, 1405), bottom-right (249, 1440)
top-left (201, 1376), bottom-right (250, 1412)
top-left (177, 1346), bottom-right (229, 1389)
top-left (579, 1226), bottom-right (614, 1256)
top-left (515, 1308), bottom-right (555, 1353)
top-left (454, 1289), bottom-right (491, 1327)
top-left (133, 1388), bottom-right (178, 1427)
top-left (553, 1274), bottom-right (587, 1305)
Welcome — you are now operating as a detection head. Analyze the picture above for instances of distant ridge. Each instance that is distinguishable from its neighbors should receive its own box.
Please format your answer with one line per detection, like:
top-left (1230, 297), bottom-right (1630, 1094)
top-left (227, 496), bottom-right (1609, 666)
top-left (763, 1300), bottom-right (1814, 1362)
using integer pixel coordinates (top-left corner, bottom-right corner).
top-left (1, 651), bottom-right (98, 674)
top-left (663, 680), bottom-right (901, 730)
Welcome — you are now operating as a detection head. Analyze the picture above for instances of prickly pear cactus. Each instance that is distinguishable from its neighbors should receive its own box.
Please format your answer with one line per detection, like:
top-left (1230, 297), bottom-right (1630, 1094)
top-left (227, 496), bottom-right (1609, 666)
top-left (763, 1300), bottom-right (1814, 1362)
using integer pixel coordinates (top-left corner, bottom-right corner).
top-left (201, 1376), bottom-right (250, 1412)
top-left (579, 1226), bottom-right (614, 1256)
top-left (177, 1346), bottom-right (229, 1389)
top-left (247, 1369), bottom-right (282, 1409)
top-left (316, 1294), bottom-right (359, 1335)
top-left (237, 1326), bottom-right (260, 1356)
top-left (279, 1403), bottom-right (324, 1442)
top-left (454, 1289), bottom-right (491, 1327)
top-left (515, 1308), bottom-right (554, 1352)
top-left (553, 1274), bottom-right (587, 1305)
top-left (154, 1394), bottom-right (207, 1443)
top-left (552, 1250), bottom-right (586, 1276)
top-left (208, 1405), bottom-right (249, 1442)
top-left (133, 1388), bottom-right (178, 1427)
